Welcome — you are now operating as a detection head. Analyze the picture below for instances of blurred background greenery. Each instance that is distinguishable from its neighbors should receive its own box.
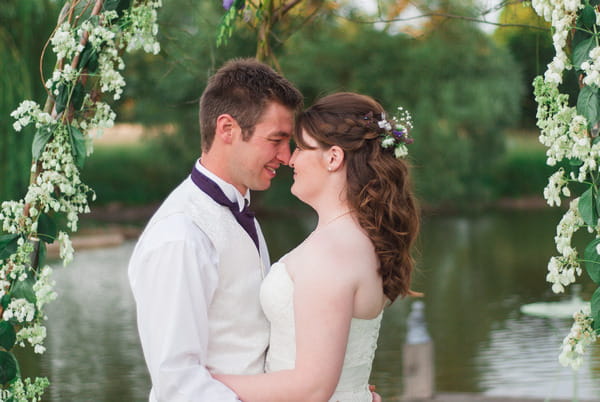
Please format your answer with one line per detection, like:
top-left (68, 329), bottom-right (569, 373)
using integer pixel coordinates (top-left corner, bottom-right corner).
top-left (0, 0), bottom-right (579, 213)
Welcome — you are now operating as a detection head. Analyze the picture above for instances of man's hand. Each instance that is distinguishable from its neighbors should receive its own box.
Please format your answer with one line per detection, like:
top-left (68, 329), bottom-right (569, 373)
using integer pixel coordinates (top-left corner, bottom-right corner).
top-left (369, 384), bottom-right (382, 402)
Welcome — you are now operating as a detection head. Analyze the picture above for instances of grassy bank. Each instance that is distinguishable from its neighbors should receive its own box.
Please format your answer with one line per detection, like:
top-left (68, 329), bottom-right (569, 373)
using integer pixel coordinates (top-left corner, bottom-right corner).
top-left (492, 132), bottom-right (551, 198)
top-left (82, 130), bottom-right (553, 213)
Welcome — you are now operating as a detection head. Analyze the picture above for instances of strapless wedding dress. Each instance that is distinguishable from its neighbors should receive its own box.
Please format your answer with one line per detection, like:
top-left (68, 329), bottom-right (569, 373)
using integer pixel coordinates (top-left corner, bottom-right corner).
top-left (260, 261), bottom-right (383, 402)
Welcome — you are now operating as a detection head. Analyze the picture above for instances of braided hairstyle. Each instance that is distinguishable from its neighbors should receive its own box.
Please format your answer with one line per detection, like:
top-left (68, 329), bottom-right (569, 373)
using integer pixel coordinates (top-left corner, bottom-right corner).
top-left (295, 92), bottom-right (420, 302)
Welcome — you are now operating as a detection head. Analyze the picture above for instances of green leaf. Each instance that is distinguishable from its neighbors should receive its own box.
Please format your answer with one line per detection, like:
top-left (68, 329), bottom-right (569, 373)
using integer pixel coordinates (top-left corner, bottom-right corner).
top-left (72, 81), bottom-right (85, 111)
top-left (115, 0), bottom-right (132, 16)
top-left (573, 37), bottom-right (596, 70)
top-left (579, 186), bottom-right (598, 226)
top-left (592, 287), bottom-right (600, 331)
top-left (595, 191), bottom-right (600, 226)
top-left (584, 238), bottom-right (600, 284)
top-left (10, 277), bottom-right (36, 305)
top-left (577, 85), bottom-right (600, 131)
top-left (0, 322), bottom-right (16, 351)
top-left (55, 83), bottom-right (69, 115)
top-left (0, 235), bottom-right (19, 261)
top-left (32, 125), bottom-right (53, 162)
top-left (569, 157), bottom-right (583, 166)
top-left (37, 241), bottom-right (47, 268)
top-left (103, 0), bottom-right (120, 11)
top-left (37, 213), bottom-right (57, 244)
top-left (0, 351), bottom-right (18, 385)
top-left (103, 0), bottom-right (132, 19)
top-left (0, 296), bottom-right (9, 310)
top-left (216, 6), bottom-right (239, 47)
top-left (68, 125), bottom-right (87, 169)
top-left (79, 42), bottom-right (99, 73)
top-left (578, 5), bottom-right (596, 29)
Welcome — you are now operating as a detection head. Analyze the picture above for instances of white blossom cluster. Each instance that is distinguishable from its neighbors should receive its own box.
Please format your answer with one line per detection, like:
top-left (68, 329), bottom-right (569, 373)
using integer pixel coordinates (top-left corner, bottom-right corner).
top-left (51, 21), bottom-right (84, 61)
top-left (0, 377), bottom-right (49, 402)
top-left (581, 46), bottom-right (600, 87)
top-left (45, 3), bottom-right (162, 105)
top-left (532, 0), bottom-right (600, 371)
top-left (559, 305), bottom-right (598, 369)
top-left (45, 64), bottom-right (80, 97)
top-left (531, 0), bottom-right (583, 84)
top-left (0, 236), bottom-right (34, 284)
top-left (58, 231), bottom-right (74, 266)
top-left (6, 125), bottom-right (94, 234)
top-left (546, 198), bottom-right (584, 293)
top-left (33, 266), bottom-right (57, 312)
top-left (4, 299), bottom-right (36, 323)
top-left (10, 100), bottom-right (53, 133)
top-left (121, 0), bottom-right (162, 55)
top-left (1, 3), bottom-right (162, 395)
top-left (544, 169), bottom-right (570, 206)
top-left (17, 324), bottom-right (48, 354)
top-left (534, 77), bottom-right (600, 183)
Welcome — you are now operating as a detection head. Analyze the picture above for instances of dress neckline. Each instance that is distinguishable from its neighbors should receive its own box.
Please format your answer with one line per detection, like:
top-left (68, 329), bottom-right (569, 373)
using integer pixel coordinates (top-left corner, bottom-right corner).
top-left (270, 261), bottom-right (384, 322)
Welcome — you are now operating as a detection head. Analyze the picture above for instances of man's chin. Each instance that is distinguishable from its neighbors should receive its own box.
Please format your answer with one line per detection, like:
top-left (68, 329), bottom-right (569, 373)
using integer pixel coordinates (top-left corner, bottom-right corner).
top-left (250, 181), bottom-right (272, 192)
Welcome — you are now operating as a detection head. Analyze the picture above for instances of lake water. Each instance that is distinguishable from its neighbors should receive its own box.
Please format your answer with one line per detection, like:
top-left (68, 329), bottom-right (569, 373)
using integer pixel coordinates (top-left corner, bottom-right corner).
top-left (17, 208), bottom-right (600, 401)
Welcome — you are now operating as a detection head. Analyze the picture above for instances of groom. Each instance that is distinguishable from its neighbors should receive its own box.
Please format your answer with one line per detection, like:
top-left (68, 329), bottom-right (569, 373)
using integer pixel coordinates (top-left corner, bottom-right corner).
top-left (128, 58), bottom-right (303, 401)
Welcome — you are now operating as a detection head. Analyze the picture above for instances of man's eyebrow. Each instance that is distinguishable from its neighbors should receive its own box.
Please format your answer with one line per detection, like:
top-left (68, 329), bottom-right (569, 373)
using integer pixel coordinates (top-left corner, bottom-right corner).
top-left (269, 131), bottom-right (291, 139)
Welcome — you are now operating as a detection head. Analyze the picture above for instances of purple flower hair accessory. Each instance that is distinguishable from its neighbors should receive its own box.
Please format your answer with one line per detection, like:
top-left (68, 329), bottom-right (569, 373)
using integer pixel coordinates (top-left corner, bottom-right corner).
top-left (376, 106), bottom-right (414, 159)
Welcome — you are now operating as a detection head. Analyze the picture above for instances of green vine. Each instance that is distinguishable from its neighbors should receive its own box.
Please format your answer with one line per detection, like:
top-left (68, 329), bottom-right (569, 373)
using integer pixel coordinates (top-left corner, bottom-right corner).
top-left (532, 0), bottom-right (600, 369)
top-left (0, 0), bottom-right (161, 399)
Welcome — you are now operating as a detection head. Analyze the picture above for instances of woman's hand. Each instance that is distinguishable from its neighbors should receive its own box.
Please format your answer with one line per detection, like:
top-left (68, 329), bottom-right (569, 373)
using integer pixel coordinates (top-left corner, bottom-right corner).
top-left (369, 384), bottom-right (382, 402)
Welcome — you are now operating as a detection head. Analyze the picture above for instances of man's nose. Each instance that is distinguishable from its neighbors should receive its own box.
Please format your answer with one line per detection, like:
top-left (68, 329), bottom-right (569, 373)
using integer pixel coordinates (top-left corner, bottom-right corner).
top-left (278, 142), bottom-right (291, 165)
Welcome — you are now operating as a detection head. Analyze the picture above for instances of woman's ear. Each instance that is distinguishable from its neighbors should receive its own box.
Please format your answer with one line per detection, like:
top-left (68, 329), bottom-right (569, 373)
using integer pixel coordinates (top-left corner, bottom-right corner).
top-left (215, 114), bottom-right (238, 144)
top-left (326, 145), bottom-right (345, 171)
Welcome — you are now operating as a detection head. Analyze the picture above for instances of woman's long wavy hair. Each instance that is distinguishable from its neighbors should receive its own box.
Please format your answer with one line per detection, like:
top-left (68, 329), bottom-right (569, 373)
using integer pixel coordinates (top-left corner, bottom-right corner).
top-left (295, 92), bottom-right (420, 302)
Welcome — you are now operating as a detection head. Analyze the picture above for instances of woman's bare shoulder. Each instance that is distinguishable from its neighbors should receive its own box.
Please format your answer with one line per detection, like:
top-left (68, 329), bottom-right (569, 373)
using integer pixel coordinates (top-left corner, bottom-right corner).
top-left (287, 220), bottom-right (377, 280)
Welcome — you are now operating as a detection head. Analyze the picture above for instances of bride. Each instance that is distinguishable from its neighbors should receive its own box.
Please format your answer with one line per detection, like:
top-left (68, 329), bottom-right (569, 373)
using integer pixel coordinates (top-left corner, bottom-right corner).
top-left (213, 92), bottom-right (420, 401)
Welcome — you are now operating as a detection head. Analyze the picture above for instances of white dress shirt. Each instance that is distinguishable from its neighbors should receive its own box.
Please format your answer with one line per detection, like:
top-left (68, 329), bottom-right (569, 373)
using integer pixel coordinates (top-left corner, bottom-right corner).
top-left (128, 160), bottom-right (270, 401)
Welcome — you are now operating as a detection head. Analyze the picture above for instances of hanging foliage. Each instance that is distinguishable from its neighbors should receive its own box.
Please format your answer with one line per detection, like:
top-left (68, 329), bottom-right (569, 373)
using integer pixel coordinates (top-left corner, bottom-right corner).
top-left (0, 0), bottom-right (161, 399)
top-left (532, 0), bottom-right (600, 370)
top-left (216, 0), bottom-right (330, 67)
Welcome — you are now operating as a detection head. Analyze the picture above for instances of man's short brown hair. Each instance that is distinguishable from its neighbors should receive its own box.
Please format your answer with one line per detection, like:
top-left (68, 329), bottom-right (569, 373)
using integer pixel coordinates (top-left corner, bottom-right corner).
top-left (199, 58), bottom-right (303, 151)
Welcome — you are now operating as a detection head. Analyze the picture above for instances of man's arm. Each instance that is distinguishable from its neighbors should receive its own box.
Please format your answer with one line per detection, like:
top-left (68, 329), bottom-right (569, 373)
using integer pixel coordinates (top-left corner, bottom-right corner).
top-left (128, 218), bottom-right (240, 401)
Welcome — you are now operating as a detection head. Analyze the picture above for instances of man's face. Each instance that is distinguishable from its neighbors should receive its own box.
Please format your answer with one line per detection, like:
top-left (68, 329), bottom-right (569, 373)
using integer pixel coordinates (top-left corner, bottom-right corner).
top-left (229, 101), bottom-right (294, 194)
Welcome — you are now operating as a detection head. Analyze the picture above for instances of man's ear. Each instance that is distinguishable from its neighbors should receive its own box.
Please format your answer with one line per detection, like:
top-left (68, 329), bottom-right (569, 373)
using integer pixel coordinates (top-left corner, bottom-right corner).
top-left (326, 145), bottom-right (345, 171)
top-left (215, 114), bottom-right (238, 144)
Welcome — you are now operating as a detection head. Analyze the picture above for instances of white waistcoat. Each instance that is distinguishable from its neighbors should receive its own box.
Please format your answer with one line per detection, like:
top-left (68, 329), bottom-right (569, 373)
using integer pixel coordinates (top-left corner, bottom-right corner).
top-left (188, 186), bottom-right (269, 375)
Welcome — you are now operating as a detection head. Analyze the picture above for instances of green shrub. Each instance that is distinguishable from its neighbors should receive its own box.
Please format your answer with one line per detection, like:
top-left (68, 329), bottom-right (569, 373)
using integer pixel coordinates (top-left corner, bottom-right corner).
top-left (81, 143), bottom-right (189, 205)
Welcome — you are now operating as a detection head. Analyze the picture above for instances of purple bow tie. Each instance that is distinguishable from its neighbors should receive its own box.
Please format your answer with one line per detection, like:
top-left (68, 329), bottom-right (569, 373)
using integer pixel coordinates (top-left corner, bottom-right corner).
top-left (190, 166), bottom-right (259, 252)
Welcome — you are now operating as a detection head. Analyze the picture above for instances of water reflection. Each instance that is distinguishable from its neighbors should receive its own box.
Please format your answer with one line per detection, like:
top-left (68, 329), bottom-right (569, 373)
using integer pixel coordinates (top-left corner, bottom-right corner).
top-left (14, 209), bottom-right (600, 400)
top-left (412, 209), bottom-right (600, 400)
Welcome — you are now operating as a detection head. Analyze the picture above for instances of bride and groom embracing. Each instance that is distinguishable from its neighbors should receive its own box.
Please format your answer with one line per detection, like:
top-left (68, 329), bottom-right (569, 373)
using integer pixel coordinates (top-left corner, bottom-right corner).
top-left (128, 58), bottom-right (420, 402)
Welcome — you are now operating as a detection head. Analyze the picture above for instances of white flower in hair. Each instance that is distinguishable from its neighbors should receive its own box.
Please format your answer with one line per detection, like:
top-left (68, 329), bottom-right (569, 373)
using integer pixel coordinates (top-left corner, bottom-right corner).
top-left (370, 106), bottom-right (414, 159)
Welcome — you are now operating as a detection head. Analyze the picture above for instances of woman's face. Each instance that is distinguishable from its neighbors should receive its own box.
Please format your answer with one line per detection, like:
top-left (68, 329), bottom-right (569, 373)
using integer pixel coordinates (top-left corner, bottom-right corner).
top-left (289, 130), bottom-right (329, 204)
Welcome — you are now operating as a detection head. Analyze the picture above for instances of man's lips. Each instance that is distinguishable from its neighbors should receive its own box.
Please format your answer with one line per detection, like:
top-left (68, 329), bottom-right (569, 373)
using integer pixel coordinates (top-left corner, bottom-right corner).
top-left (265, 166), bottom-right (277, 176)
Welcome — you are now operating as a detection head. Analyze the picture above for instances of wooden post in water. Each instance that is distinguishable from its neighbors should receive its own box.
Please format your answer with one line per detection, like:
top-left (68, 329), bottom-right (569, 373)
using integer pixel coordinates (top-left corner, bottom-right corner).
top-left (402, 301), bottom-right (434, 400)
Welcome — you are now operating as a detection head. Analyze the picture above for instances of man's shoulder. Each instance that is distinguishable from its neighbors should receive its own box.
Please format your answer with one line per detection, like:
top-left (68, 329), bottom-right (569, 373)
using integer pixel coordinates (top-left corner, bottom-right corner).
top-left (139, 179), bottom-right (209, 245)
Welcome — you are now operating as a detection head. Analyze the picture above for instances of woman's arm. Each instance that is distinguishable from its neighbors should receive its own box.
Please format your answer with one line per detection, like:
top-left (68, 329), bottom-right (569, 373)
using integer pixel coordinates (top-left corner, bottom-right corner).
top-left (214, 250), bottom-right (356, 402)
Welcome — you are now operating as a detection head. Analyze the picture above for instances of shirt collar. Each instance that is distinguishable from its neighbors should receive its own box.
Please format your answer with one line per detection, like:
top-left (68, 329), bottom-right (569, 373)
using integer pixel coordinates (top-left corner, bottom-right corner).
top-left (196, 159), bottom-right (250, 212)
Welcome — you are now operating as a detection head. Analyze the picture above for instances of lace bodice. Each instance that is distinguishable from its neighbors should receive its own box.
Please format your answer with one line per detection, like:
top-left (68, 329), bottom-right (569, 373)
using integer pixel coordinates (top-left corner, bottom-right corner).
top-left (260, 261), bottom-right (382, 402)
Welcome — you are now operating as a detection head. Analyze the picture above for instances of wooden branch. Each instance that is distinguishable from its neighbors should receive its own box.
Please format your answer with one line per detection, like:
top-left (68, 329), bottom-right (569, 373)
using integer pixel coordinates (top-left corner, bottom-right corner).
top-left (70, 0), bottom-right (105, 73)
top-left (28, 0), bottom-right (105, 237)
top-left (273, 0), bottom-right (304, 24)
top-left (340, 12), bottom-right (550, 32)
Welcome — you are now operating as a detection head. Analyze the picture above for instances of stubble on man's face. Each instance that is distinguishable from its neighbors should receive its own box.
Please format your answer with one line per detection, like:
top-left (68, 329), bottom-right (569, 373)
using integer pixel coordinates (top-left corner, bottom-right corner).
top-left (230, 102), bottom-right (294, 194)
